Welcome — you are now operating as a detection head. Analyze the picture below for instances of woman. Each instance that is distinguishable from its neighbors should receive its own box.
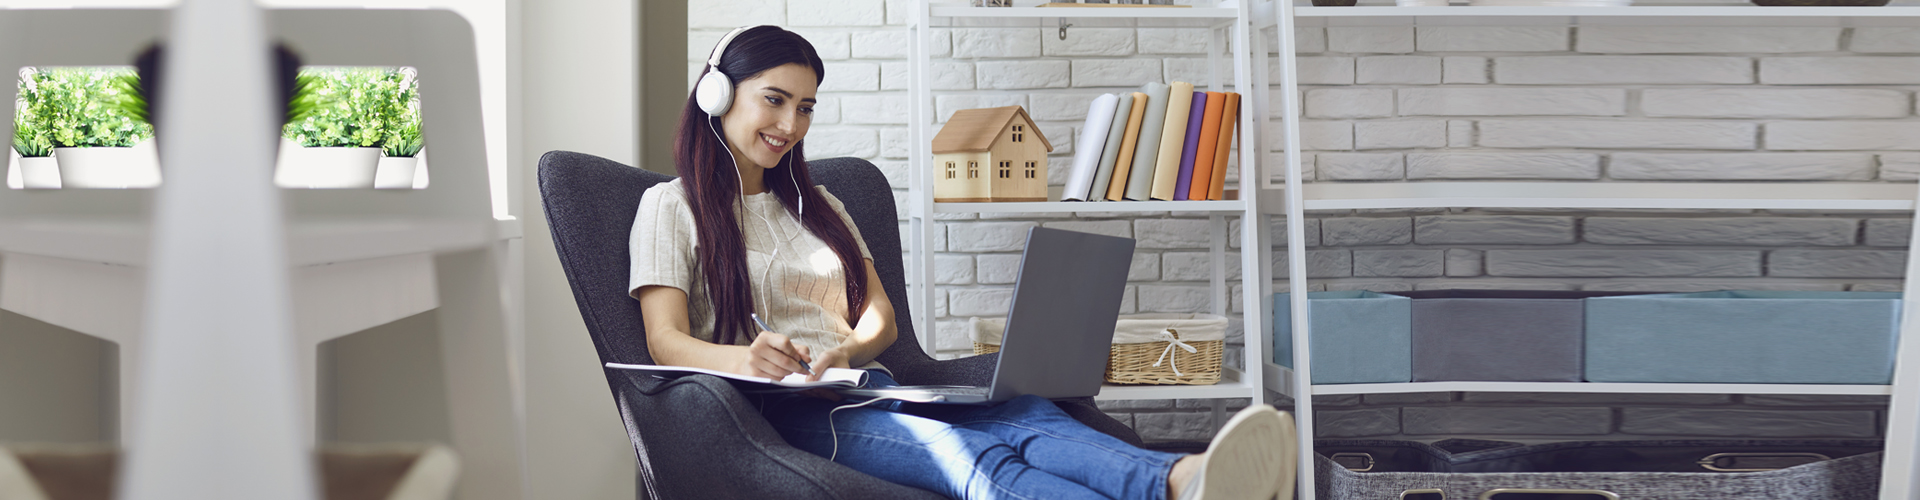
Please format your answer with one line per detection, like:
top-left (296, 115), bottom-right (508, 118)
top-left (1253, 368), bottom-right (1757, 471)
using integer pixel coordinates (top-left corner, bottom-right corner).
top-left (629, 25), bottom-right (1295, 500)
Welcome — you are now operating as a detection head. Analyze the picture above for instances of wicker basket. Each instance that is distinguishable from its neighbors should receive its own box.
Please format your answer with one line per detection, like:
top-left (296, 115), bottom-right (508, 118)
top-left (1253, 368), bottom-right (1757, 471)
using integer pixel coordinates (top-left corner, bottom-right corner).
top-left (970, 314), bottom-right (1227, 385)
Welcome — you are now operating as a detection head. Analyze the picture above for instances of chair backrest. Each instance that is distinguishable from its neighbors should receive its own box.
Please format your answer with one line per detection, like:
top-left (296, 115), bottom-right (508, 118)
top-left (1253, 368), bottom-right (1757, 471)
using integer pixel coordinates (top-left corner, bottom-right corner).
top-left (535, 151), bottom-right (931, 390)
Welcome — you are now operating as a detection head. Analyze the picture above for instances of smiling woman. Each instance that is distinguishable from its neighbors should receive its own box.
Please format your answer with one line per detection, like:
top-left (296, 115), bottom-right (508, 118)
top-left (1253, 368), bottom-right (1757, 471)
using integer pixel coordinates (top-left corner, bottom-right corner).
top-left (622, 25), bottom-right (1296, 500)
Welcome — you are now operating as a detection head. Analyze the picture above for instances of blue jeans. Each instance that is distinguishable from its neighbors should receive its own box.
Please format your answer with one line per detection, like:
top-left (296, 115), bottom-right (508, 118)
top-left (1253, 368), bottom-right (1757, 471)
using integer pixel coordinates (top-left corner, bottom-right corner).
top-left (755, 370), bottom-right (1184, 500)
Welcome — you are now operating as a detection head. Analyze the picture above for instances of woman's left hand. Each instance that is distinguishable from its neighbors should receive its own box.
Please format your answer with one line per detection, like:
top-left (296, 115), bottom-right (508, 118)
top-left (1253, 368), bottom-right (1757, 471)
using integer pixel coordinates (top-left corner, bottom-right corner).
top-left (806, 347), bottom-right (853, 382)
top-left (795, 348), bottom-right (855, 401)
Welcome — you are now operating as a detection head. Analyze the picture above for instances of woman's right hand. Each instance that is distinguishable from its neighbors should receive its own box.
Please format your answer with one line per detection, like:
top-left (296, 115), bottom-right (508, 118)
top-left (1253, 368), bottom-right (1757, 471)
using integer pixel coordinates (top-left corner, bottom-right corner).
top-left (739, 331), bottom-right (812, 379)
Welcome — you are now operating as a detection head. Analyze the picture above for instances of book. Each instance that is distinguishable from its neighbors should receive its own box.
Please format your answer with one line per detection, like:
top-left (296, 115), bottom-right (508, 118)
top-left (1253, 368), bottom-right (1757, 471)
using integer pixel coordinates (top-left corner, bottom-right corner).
top-left (604, 363), bottom-right (870, 391)
top-left (1106, 91), bottom-right (1150, 201)
top-left (1187, 91), bottom-right (1227, 201)
top-left (1172, 91), bottom-right (1208, 201)
top-left (1063, 93), bottom-right (1120, 201)
top-left (1124, 83), bottom-right (1171, 201)
top-left (1148, 82), bottom-right (1195, 201)
top-left (1207, 93), bottom-right (1240, 201)
top-left (1087, 93), bottom-right (1134, 203)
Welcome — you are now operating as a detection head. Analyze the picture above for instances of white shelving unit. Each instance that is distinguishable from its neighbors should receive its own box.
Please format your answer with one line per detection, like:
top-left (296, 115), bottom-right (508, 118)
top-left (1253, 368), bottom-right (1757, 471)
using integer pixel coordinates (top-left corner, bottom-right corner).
top-left (1263, 2), bottom-right (1920, 499)
top-left (906, 1), bottom-right (1285, 404)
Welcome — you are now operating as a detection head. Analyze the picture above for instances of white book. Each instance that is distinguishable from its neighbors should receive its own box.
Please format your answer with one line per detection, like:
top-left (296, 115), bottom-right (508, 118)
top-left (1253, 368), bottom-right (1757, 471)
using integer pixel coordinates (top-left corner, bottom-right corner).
top-left (1063, 93), bottom-right (1120, 201)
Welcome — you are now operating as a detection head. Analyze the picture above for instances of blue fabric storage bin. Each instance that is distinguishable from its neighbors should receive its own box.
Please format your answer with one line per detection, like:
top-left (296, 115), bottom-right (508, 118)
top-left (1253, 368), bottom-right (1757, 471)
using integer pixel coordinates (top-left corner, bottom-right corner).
top-left (1586, 291), bottom-right (1902, 384)
top-left (1274, 291), bottom-right (1412, 384)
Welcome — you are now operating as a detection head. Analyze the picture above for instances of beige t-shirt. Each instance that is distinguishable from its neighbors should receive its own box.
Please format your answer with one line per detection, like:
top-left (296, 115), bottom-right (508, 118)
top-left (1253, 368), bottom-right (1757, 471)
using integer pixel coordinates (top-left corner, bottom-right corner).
top-left (628, 178), bottom-right (883, 372)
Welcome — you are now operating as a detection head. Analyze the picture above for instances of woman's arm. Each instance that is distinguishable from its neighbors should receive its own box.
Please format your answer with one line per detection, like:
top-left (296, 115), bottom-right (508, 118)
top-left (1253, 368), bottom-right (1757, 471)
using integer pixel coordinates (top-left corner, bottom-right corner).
top-left (806, 259), bottom-right (897, 381)
top-left (637, 285), bottom-right (813, 379)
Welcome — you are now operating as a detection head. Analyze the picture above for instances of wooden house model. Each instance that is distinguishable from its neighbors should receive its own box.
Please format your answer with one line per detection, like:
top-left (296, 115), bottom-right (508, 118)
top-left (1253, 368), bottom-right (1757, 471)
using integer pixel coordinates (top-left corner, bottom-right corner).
top-left (932, 106), bottom-right (1053, 202)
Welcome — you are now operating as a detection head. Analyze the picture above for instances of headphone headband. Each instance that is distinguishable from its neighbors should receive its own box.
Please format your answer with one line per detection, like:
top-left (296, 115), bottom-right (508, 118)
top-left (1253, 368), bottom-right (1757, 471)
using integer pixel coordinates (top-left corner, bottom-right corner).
top-left (707, 25), bottom-right (766, 70)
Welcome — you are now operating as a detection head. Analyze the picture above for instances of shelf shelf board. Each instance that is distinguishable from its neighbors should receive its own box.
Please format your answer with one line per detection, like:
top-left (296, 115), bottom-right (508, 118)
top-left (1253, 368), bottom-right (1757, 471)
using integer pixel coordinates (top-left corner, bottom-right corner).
top-left (1294, 5), bottom-right (1920, 26)
top-left (1258, 182), bottom-right (1917, 211)
top-left (1312, 381), bottom-right (1894, 395)
top-left (1096, 366), bottom-right (1256, 400)
top-left (935, 199), bottom-right (1247, 214)
top-left (932, 3), bottom-right (1242, 19)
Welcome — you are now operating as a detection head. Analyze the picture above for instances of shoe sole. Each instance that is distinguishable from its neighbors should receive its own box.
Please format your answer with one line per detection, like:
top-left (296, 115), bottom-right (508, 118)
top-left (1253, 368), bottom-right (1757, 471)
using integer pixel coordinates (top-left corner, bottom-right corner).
top-left (1274, 411), bottom-right (1299, 500)
top-left (1194, 405), bottom-right (1294, 500)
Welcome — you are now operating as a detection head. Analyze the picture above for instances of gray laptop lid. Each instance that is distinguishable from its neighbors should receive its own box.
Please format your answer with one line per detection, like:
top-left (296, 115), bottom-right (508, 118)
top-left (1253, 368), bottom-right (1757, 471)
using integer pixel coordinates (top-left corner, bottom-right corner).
top-left (983, 226), bottom-right (1136, 402)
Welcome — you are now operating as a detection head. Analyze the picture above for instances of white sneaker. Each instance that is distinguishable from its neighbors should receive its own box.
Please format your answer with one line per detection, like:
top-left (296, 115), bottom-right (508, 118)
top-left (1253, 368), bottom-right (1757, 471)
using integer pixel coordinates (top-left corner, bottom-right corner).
top-left (1177, 405), bottom-right (1298, 500)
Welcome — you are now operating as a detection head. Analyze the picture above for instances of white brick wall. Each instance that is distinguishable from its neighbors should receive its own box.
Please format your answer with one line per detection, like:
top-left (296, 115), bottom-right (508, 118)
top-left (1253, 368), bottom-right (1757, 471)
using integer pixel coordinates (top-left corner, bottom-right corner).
top-left (695, 9), bottom-right (1912, 442)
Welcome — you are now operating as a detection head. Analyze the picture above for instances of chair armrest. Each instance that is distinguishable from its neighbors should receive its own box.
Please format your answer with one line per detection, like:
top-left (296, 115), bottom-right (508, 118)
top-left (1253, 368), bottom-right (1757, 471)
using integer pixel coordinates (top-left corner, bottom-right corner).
top-left (617, 374), bottom-right (944, 500)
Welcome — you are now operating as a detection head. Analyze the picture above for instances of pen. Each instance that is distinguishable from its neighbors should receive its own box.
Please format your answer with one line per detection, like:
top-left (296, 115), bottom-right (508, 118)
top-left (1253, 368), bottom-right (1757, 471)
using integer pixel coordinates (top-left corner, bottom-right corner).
top-left (751, 313), bottom-right (813, 375)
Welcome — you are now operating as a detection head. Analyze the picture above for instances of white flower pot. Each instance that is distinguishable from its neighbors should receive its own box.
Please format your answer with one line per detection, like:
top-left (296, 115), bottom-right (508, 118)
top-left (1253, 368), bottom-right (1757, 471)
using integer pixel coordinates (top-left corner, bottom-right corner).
top-left (374, 156), bottom-right (419, 189)
top-left (18, 156), bottom-right (59, 189)
top-left (55, 141), bottom-right (162, 189)
top-left (275, 139), bottom-right (381, 189)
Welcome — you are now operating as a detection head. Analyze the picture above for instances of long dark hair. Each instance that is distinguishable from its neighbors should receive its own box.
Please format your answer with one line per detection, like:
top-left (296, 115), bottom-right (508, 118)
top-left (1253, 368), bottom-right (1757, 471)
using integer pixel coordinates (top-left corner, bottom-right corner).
top-left (673, 26), bottom-right (867, 346)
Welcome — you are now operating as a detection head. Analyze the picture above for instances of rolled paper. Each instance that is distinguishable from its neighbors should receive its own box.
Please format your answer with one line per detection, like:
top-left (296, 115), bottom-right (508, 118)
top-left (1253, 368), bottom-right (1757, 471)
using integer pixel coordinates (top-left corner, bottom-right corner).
top-left (1124, 83), bottom-right (1172, 201)
top-left (1063, 94), bottom-right (1120, 201)
top-left (1088, 93), bottom-right (1134, 203)
top-left (1148, 82), bottom-right (1195, 201)
top-left (1172, 91), bottom-right (1208, 201)
top-left (1187, 91), bottom-right (1226, 201)
top-left (1107, 91), bottom-right (1150, 201)
top-left (1207, 93), bottom-right (1240, 201)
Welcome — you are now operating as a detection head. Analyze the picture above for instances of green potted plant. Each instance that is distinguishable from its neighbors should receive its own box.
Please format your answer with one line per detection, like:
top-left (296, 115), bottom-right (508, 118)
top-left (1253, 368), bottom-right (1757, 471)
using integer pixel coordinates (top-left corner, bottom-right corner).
top-left (276, 67), bottom-right (411, 188)
top-left (13, 104), bottom-right (57, 189)
top-left (374, 68), bottom-right (422, 189)
top-left (21, 67), bottom-right (158, 188)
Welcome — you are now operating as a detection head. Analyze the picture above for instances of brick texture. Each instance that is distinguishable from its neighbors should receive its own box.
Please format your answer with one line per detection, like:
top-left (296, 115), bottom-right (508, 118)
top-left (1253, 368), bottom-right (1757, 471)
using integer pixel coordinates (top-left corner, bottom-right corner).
top-left (716, 1), bottom-right (1915, 443)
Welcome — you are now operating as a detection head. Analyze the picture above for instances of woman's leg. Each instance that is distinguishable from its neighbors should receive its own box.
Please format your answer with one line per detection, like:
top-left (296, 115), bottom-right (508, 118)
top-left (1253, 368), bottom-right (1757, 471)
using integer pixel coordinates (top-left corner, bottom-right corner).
top-left (760, 394), bottom-right (1118, 500)
top-left (905, 396), bottom-right (1184, 500)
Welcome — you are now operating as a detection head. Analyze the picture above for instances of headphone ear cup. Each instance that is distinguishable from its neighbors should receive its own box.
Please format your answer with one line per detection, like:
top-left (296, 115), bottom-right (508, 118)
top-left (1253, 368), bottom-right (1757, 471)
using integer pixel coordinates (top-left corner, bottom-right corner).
top-left (696, 71), bottom-right (734, 117)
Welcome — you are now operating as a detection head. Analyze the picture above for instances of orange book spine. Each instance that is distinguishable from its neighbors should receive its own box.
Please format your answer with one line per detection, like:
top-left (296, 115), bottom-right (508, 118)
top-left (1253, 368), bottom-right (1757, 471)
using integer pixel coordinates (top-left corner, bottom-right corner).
top-left (1207, 93), bottom-right (1240, 201)
top-left (1187, 92), bottom-right (1227, 201)
top-left (1106, 92), bottom-right (1150, 201)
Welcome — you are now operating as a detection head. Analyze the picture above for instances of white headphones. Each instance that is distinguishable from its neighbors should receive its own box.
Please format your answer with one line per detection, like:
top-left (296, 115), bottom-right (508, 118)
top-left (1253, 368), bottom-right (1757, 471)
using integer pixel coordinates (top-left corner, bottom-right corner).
top-left (697, 25), bottom-right (770, 117)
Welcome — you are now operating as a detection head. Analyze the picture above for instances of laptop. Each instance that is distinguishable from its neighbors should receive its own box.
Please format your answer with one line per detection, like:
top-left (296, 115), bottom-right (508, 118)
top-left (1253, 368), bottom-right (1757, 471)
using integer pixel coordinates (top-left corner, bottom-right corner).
top-left (839, 227), bottom-right (1136, 404)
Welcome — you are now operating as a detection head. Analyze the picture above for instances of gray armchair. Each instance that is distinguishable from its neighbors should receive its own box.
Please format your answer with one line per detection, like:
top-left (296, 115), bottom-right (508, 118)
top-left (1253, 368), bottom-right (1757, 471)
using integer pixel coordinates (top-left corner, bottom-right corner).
top-left (537, 151), bottom-right (1142, 500)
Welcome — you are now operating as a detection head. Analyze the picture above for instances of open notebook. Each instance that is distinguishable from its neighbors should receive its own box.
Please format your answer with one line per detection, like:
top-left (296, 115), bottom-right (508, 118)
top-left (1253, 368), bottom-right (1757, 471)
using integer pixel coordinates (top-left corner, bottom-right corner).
top-left (606, 363), bottom-right (869, 392)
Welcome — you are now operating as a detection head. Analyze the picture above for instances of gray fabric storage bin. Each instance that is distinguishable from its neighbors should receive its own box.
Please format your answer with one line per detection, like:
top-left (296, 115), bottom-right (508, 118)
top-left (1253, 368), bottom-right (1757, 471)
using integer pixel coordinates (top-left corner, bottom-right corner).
top-left (1390, 290), bottom-right (1648, 383)
top-left (1585, 291), bottom-right (1901, 384)
top-left (1316, 439), bottom-right (1523, 473)
top-left (1274, 291), bottom-right (1412, 384)
top-left (1316, 440), bottom-right (1884, 500)
top-left (1316, 452), bottom-right (1881, 500)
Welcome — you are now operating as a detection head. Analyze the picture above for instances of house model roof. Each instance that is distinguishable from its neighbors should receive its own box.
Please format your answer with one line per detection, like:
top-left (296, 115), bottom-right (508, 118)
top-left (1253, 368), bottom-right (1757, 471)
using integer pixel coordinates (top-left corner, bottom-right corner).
top-left (931, 106), bottom-right (1054, 154)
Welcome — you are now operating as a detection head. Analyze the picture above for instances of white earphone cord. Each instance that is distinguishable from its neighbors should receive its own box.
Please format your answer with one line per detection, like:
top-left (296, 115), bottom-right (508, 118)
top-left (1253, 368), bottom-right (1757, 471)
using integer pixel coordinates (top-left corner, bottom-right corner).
top-left (709, 116), bottom-right (804, 324)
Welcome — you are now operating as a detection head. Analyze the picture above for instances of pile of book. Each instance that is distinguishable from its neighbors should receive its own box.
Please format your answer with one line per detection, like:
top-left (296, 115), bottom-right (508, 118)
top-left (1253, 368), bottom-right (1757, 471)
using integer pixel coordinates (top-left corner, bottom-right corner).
top-left (1062, 82), bottom-right (1241, 202)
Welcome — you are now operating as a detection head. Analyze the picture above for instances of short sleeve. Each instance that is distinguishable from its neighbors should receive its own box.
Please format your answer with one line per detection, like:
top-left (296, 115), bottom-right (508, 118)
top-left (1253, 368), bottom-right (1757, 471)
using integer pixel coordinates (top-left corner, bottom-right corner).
top-left (630, 183), bottom-right (699, 299)
top-left (817, 187), bottom-right (872, 261)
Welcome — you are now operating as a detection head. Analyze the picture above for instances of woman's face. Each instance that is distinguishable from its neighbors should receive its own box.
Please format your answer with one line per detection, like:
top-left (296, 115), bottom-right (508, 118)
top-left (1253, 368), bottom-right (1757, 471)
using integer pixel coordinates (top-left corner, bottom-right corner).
top-left (721, 62), bottom-right (818, 173)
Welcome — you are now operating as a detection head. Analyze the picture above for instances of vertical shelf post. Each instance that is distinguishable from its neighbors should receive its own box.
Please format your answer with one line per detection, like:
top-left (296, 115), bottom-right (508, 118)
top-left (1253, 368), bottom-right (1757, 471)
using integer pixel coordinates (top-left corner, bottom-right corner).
top-left (1879, 181), bottom-right (1920, 499)
top-left (1270, 0), bottom-right (1317, 498)
top-left (910, 1), bottom-right (936, 356)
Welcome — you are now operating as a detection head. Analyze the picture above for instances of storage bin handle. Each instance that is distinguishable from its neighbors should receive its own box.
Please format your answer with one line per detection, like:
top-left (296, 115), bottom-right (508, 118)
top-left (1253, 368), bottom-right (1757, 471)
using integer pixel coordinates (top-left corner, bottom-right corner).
top-left (1400, 488), bottom-right (1444, 499)
top-left (1479, 489), bottom-right (1620, 500)
top-left (1328, 452), bottom-right (1375, 472)
top-left (1696, 452), bottom-right (1832, 472)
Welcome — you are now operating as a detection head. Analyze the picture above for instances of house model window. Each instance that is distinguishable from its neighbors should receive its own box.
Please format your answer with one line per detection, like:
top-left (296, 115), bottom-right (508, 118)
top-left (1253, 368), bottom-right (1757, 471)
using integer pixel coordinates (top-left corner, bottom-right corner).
top-left (931, 105), bottom-right (1053, 203)
top-left (945, 161), bottom-right (955, 179)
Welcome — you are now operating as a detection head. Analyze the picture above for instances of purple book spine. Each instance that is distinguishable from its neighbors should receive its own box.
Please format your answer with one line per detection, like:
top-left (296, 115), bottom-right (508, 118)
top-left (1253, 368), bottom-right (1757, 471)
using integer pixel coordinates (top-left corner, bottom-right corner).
top-left (1173, 91), bottom-right (1208, 201)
